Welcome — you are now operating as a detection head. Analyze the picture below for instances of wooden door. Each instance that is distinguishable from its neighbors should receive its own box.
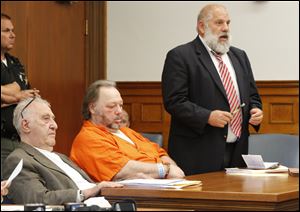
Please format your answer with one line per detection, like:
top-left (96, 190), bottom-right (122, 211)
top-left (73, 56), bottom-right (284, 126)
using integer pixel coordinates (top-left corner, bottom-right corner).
top-left (2, 1), bottom-right (86, 155)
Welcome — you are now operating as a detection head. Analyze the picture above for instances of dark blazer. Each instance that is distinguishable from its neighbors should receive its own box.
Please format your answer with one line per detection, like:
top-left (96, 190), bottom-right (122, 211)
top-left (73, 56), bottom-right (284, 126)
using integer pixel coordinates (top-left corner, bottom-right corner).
top-left (162, 36), bottom-right (262, 175)
top-left (3, 142), bottom-right (94, 204)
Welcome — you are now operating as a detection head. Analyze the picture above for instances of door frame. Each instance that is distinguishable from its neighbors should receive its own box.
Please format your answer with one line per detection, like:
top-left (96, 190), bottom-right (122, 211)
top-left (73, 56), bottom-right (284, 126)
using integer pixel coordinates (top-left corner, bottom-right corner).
top-left (85, 1), bottom-right (107, 87)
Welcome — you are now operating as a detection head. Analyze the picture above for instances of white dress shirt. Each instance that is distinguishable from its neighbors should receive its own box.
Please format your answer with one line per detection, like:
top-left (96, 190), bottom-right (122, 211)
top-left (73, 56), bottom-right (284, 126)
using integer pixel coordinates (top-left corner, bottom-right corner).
top-left (35, 147), bottom-right (95, 190)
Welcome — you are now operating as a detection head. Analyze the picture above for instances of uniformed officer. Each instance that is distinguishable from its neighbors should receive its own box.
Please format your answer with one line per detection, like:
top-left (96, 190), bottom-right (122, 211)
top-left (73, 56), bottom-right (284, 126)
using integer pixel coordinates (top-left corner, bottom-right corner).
top-left (1, 13), bottom-right (39, 178)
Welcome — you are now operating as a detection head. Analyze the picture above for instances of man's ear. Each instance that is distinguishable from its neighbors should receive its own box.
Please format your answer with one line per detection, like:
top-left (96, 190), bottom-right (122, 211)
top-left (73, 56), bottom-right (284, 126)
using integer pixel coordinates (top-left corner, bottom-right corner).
top-left (89, 103), bottom-right (96, 115)
top-left (21, 119), bottom-right (31, 133)
top-left (197, 20), bottom-right (205, 36)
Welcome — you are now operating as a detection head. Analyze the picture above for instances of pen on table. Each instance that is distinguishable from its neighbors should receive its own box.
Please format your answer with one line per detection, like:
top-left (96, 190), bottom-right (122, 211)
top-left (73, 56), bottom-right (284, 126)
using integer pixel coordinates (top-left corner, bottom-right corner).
top-left (231, 103), bottom-right (246, 115)
top-left (269, 163), bottom-right (280, 169)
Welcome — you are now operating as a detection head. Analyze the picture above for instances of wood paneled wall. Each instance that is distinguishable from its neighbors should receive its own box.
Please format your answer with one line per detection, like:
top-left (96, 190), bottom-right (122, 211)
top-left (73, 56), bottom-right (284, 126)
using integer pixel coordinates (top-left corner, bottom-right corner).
top-left (118, 82), bottom-right (164, 134)
top-left (1, 2), bottom-right (106, 156)
top-left (253, 81), bottom-right (299, 134)
top-left (2, 2), bottom-right (86, 156)
top-left (117, 81), bottom-right (299, 150)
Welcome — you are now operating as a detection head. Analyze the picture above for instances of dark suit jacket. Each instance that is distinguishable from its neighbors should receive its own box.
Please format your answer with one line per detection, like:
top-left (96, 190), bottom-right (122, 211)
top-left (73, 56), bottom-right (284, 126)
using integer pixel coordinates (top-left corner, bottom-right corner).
top-left (3, 142), bottom-right (94, 204)
top-left (162, 36), bottom-right (262, 175)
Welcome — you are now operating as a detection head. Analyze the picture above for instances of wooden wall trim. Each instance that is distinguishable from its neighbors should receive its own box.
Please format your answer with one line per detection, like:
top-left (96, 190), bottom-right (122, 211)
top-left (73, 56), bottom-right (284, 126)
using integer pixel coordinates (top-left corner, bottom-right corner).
top-left (118, 82), bottom-right (162, 95)
top-left (256, 80), bottom-right (299, 96)
top-left (117, 81), bottom-right (299, 150)
top-left (85, 1), bottom-right (107, 87)
top-left (256, 80), bottom-right (299, 88)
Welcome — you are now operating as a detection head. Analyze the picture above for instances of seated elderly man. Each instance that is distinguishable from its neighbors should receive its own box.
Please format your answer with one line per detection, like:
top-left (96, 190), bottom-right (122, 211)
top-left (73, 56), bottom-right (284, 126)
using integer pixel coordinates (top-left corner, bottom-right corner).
top-left (3, 97), bottom-right (122, 204)
top-left (70, 80), bottom-right (185, 181)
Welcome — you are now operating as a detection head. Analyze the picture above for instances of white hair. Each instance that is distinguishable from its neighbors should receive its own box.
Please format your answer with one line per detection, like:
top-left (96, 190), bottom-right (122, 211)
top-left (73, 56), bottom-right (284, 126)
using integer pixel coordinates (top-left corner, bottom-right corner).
top-left (13, 97), bottom-right (50, 135)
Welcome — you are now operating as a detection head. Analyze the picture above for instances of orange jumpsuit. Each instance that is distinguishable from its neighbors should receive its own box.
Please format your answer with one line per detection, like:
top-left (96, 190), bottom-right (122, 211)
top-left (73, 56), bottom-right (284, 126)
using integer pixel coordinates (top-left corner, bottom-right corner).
top-left (70, 121), bottom-right (168, 181)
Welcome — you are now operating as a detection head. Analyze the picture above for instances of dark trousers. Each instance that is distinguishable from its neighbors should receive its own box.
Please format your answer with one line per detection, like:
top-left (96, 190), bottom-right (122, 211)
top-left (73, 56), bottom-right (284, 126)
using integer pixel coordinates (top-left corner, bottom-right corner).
top-left (222, 142), bottom-right (236, 169)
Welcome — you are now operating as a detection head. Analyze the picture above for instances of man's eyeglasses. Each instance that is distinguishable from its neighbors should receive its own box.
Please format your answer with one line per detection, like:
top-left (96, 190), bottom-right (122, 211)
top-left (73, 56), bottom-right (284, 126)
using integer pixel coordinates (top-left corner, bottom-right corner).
top-left (20, 97), bottom-right (36, 119)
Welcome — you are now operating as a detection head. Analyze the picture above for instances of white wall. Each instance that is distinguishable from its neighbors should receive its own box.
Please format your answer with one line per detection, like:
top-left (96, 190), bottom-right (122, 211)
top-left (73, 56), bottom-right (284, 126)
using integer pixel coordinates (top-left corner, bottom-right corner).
top-left (107, 1), bottom-right (299, 81)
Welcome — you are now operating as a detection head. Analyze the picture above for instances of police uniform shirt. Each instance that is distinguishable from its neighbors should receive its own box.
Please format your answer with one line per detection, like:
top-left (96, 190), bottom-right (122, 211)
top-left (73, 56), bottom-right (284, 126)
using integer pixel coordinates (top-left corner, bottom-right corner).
top-left (1, 53), bottom-right (30, 138)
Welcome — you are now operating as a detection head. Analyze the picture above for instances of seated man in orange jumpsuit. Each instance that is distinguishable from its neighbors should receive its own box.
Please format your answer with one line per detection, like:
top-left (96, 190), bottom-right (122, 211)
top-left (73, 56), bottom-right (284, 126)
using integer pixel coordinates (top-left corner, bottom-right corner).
top-left (70, 80), bottom-right (185, 181)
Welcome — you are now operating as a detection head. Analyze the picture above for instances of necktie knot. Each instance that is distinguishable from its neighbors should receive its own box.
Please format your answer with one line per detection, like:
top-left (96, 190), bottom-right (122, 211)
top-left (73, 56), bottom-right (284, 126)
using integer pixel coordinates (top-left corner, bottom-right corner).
top-left (211, 51), bottom-right (223, 62)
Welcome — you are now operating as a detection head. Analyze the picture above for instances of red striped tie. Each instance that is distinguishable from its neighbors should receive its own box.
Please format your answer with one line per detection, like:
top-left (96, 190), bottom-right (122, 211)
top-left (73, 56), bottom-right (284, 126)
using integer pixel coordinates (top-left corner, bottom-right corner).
top-left (212, 52), bottom-right (242, 138)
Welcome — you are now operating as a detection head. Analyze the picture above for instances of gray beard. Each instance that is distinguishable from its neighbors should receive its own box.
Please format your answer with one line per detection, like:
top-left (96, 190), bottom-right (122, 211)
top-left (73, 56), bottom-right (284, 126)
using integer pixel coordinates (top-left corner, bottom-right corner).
top-left (94, 110), bottom-right (121, 131)
top-left (203, 27), bottom-right (231, 54)
top-left (108, 123), bottom-right (120, 130)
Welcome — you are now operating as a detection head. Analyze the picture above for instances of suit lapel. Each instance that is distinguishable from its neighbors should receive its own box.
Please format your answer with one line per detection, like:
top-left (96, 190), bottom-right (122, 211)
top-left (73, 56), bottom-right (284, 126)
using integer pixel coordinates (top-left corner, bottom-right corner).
top-left (21, 143), bottom-right (68, 177)
top-left (194, 37), bottom-right (228, 101)
top-left (194, 37), bottom-right (246, 105)
top-left (20, 143), bottom-right (91, 182)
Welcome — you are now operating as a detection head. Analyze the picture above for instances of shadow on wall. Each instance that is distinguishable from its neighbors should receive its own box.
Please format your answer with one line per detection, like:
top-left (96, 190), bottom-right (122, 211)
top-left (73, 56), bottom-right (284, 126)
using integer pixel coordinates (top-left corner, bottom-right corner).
top-left (248, 134), bottom-right (299, 168)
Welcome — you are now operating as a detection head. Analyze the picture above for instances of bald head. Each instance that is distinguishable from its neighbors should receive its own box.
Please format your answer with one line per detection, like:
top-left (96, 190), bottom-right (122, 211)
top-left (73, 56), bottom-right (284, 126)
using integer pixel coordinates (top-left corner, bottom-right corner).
top-left (197, 4), bottom-right (228, 23)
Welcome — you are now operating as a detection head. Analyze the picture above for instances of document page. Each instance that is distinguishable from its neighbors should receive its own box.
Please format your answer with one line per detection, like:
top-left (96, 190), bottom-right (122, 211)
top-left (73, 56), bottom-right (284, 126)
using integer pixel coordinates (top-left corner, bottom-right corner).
top-left (84, 197), bottom-right (111, 208)
top-left (226, 165), bottom-right (288, 174)
top-left (242, 154), bottom-right (279, 169)
top-left (5, 159), bottom-right (23, 186)
top-left (118, 179), bottom-right (183, 186)
top-left (118, 179), bottom-right (201, 188)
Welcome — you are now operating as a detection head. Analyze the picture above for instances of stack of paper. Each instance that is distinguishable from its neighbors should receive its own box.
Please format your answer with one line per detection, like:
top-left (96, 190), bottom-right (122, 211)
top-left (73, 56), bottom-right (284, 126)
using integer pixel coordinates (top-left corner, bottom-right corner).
top-left (118, 179), bottom-right (202, 189)
top-left (226, 165), bottom-right (289, 174)
top-left (242, 155), bottom-right (280, 169)
top-left (167, 180), bottom-right (202, 188)
top-left (225, 154), bottom-right (289, 174)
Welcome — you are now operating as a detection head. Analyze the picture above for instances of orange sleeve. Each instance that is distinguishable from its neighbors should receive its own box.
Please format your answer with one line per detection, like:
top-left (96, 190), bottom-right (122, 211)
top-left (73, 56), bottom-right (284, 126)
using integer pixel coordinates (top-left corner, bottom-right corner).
top-left (70, 129), bottom-right (130, 181)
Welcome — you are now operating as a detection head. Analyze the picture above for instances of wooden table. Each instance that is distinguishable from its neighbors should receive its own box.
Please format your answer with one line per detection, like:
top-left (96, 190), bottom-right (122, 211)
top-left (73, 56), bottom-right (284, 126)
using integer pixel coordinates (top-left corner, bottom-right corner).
top-left (102, 171), bottom-right (299, 211)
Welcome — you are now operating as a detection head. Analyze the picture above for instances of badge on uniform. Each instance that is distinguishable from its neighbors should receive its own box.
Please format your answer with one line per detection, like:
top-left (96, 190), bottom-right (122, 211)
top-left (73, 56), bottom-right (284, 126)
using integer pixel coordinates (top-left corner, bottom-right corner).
top-left (19, 72), bottom-right (28, 85)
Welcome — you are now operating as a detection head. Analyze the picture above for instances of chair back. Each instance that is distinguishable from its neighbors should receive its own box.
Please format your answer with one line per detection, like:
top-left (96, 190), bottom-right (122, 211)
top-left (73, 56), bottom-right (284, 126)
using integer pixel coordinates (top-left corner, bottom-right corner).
top-left (141, 133), bottom-right (163, 147)
top-left (248, 134), bottom-right (299, 168)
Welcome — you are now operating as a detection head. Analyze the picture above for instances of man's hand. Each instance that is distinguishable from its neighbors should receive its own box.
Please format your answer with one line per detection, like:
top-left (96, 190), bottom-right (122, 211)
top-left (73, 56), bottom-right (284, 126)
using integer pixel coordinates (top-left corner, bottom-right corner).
top-left (1, 180), bottom-right (10, 196)
top-left (166, 164), bottom-right (185, 179)
top-left (249, 108), bottom-right (263, 126)
top-left (1, 81), bottom-right (40, 107)
top-left (15, 88), bottom-right (40, 100)
top-left (208, 110), bottom-right (233, 128)
top-left (1, 180), bottom-right (10, 203)
top-left (82, 181), bottom-right (123, 199)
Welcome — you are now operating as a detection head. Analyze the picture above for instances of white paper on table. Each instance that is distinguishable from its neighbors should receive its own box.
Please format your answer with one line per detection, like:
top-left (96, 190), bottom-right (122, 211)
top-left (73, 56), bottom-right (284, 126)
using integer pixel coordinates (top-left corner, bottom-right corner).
top-left (118, 179), bottom-right (184, 187)
top-left (0, 205), bottom-right (24, 211)
top-left (5, 159), bottom-right (23, 186)
top-left (242, 154), bottom-right (279, 169)
top-left (225, 165), bottom-right (288, 174)
top-left (117, 179), bottom-right (202, 189)
top-left (84, 197), bottom-right (111, 208)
